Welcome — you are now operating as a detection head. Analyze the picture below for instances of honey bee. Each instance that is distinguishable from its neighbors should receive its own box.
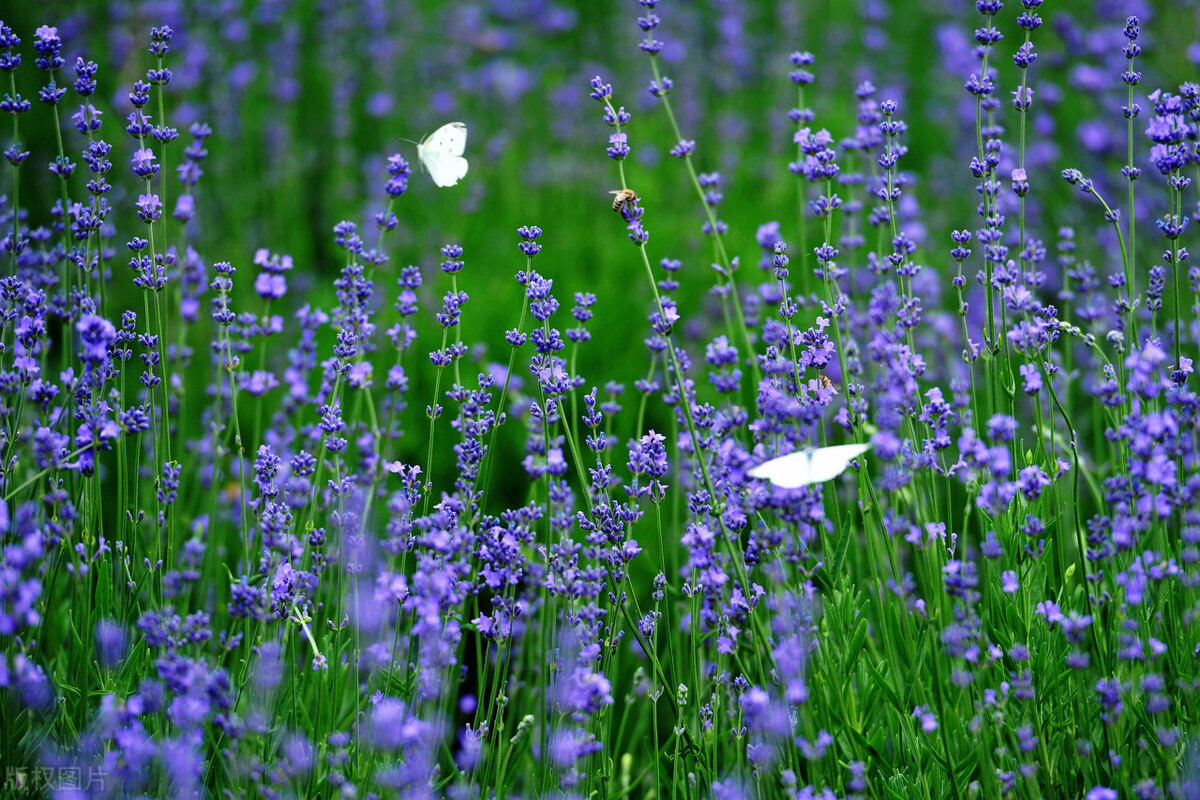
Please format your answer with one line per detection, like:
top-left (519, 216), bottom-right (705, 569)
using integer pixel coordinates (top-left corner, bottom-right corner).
top-left (610, 188), bottom-right (639, 213)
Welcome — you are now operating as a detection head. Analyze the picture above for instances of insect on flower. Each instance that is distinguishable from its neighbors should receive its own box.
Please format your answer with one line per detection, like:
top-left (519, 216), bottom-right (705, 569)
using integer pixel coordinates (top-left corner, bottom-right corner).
top-left (610, 188), bottom-right (639, 213)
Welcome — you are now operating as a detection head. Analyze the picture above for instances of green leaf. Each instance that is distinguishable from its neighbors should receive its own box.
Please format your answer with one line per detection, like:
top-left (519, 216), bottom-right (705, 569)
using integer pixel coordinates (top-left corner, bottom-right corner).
top-left (845, 617), bottom-right (869, 670)
top-left (833, 508), bottom-right (854, 575)
top-left (864, 659), bottom-right (905, 714)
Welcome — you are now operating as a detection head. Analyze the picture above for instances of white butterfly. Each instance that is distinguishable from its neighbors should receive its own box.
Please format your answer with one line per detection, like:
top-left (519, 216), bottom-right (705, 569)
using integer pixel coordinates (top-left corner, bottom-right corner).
top-left (747, 443), bottom-right (871, 489)
top-left (417, 122), bottom-right (469, 187)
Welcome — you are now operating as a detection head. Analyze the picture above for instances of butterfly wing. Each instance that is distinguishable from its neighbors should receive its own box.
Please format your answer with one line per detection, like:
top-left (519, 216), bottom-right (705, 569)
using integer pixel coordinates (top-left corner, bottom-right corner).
top-left (747, 451), bottom-right (815, 489)
top-left (804, 443), bottom-right (871, 483)
top-left (418, 122), bottom-right (469, 187)
top-left (748, 443), bottom-right (871, 489)
top-left (422, 153), bottom-right (469, 187)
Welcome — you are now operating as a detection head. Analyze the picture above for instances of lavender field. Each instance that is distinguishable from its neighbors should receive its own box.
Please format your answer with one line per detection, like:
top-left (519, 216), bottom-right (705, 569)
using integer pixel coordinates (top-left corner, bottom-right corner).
top-left (2, 1), bottom-right (1199, 798)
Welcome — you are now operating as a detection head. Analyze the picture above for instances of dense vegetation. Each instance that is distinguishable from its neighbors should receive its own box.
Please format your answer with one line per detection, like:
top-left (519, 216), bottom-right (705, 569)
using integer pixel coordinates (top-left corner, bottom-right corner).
top-left (2, 1), bottom-right (1198, 798)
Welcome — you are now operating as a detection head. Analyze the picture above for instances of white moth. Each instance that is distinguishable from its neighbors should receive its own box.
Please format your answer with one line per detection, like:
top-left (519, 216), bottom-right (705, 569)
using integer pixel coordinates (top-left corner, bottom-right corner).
top-left (748, 443), bottom-right (871, 489)
top-left (417, 122), bottom-right (469, 187)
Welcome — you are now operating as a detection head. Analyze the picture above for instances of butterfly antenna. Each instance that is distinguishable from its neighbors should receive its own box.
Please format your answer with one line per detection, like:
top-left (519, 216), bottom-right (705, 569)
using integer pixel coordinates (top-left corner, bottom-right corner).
top-left (399, 136), bottom-right (425, 173)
